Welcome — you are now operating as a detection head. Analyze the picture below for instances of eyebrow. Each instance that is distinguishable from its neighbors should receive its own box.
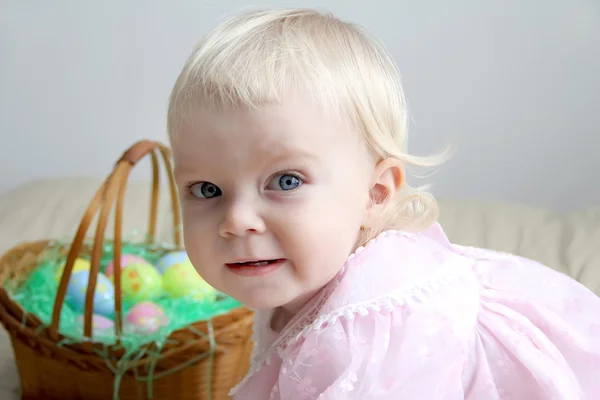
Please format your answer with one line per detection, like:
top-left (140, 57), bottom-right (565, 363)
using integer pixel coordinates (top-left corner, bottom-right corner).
top-left (173, 143), bottom-right (319, 179)
top-left (265, 149), bottom-right (319, 166)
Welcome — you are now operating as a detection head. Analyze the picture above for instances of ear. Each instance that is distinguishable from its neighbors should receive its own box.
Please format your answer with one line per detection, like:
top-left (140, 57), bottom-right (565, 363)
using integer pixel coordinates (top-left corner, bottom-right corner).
top-left (365, 158), bottom-right (404, 220)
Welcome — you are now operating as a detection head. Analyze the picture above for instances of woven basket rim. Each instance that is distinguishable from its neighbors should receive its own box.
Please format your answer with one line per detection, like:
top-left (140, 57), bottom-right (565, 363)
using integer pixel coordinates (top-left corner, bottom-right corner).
top-left (0, 238), bottom-right (254, 373)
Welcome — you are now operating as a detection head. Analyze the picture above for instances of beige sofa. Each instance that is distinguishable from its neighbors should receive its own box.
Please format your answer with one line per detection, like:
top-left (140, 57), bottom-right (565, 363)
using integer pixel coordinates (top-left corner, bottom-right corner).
top-left (0, 178), bottom-right (598, 398)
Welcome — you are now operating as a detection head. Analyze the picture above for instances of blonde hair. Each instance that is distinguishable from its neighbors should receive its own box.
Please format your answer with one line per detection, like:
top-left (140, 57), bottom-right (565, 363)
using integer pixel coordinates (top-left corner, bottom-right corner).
top-left (168, 8), bottom-right (447, 245)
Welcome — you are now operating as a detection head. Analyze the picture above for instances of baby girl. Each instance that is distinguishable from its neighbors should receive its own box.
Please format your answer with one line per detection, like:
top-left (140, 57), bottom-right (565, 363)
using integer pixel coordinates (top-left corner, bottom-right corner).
top-left (167, 8), bottom-right (600, 399)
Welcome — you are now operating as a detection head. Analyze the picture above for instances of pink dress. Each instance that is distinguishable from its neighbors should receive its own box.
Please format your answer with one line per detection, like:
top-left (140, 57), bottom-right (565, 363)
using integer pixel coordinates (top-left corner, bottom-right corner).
top-left (230, 223), bottom-right (600, 399)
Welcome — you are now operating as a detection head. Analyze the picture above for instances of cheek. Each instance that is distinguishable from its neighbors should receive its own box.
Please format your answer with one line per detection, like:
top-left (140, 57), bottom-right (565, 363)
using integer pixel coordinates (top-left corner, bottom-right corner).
top-left (181, 207), bottom-right (201, 242)
top-left (180, 205), bottom-right (218, 263)
top-left (180, 200), bottom-right (219, 230)
top-left (273, 189), bottom-right (364, 272)
top-left (300, 178), bottom-right (366, 234)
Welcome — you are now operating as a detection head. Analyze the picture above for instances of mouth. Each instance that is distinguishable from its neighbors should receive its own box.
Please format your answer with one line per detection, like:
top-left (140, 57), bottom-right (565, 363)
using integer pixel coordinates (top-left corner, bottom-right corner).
top-left (225, 258), bottom-right (286, 276)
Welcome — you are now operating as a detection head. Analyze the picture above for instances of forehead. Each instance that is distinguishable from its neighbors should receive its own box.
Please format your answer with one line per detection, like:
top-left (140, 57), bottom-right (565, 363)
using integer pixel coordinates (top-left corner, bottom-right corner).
top-left (171, 95), bottom-right (363, 166)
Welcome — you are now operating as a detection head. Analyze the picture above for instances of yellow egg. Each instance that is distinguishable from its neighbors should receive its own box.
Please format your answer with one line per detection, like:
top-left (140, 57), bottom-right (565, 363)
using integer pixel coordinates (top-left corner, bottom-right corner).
top-left (55, 258), bottom-right (91, 282)
top-left (163, 261), bottom-right (216, 301)
top-left (119, 262), bottom-right (163, 302)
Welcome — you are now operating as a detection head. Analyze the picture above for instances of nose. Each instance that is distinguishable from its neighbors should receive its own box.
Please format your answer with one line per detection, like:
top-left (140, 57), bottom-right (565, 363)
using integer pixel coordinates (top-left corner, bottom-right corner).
top-left (218, 201), bottom-right (266, 238)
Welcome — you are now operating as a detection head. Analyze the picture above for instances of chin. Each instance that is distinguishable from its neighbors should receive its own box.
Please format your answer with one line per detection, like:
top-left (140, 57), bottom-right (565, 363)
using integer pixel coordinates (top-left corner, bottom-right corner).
top-left (237, 293), bottom-right (290, 310)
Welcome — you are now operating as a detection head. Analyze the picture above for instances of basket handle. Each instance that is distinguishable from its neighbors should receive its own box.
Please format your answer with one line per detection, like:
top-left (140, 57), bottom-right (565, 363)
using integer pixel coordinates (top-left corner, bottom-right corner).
top-left (50, 140), bottom-right (182, 342)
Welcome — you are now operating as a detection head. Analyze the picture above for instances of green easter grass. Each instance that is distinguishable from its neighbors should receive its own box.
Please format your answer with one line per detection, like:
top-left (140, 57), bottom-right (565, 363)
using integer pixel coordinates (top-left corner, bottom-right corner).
top-left (8, 241), bottom-right (243, 353)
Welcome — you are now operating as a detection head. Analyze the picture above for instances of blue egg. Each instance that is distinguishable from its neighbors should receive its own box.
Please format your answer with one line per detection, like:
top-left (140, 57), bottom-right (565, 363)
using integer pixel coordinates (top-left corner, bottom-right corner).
top-left (65, 270), bottom-right (115, 318)
top-left (155, 251), bottom-right (190, 274)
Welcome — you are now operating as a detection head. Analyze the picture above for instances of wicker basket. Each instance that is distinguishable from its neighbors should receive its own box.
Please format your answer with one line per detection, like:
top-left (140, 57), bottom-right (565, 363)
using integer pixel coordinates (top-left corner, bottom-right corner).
top-left (0, 140), bottom-right (254, 400)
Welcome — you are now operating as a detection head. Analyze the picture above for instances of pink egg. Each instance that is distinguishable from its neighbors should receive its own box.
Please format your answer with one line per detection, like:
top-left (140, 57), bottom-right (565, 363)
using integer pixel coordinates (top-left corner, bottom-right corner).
top-left (76, 314), bottom-right (115, 337)
top-left (104, 254), bottom-right (148, 280)
top-left (125, 301), bottom-right (168, 333)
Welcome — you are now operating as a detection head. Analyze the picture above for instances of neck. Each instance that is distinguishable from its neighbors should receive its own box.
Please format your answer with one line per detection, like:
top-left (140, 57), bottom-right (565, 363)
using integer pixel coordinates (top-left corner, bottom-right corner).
top-left (269, 288), bottom-right (320, 333)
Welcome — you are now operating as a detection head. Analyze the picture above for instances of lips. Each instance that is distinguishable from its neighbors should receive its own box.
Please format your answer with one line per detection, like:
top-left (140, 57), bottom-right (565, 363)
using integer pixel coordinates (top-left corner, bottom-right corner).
top-left (225, 258), bottom-right (286, 277)
top-left (226, 258), bottom-right (284, 266)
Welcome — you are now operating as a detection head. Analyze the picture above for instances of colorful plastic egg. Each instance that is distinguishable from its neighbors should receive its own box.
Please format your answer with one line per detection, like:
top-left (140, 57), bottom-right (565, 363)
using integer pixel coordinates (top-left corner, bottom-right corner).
top-left (120, 261), bottom-right (163, 302)
top-left (65, 270), bottom-right (115, 318)
top-left (125, 301), bottom-right (168, 333)
top-left (104, 254), bottom-right (148, 280)
top-left (155, 251), bottom-right (189, 274)
top-left (55, 258), bottom-right (91, 282)
top-left (76, 314), bottom-right (115, 337)
top-left (163, 261), bottom-right (216, 301)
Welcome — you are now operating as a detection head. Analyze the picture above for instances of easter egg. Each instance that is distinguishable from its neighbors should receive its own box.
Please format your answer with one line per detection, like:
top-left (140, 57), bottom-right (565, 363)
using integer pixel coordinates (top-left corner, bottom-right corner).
top-left (55, 258), bottom-right (91, 282)
top-left (104, 254), bottom-right (148, 280)
top-left (76, 314), bottom-right (115, 337)
top-left (120, 262), bottom-right (163, 302)
top-left (163, 261), bottom-right (216, 301)
top-left (65, 270), bottom-right (115, 318)
top-left (125, 301), bottom-right (168, 333)
top-left (155, 251), bottom-right (189, 274)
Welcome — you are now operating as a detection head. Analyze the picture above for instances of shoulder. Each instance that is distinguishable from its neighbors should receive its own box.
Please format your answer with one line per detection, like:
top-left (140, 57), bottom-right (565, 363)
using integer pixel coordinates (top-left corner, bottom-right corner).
top-left (315, 228), bottom-right (477, 319)
top-left (260, 226), bottom-right (481, 361)
top-left (239, 275), bottom-right (479, 399)
top-left (270, 231), bottom-right (481, 394)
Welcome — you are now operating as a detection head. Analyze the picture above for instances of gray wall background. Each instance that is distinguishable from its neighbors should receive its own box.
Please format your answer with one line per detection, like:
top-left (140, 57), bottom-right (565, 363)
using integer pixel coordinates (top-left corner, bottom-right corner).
top-left (1, 0), bottom-right (598, 211)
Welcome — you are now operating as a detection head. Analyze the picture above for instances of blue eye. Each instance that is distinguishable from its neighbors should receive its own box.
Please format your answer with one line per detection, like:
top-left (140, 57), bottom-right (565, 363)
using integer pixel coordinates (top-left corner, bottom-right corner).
top-left (268, 174), bottom-right (303, 191)
top-left (189, 182), bottom-right (222, 199)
